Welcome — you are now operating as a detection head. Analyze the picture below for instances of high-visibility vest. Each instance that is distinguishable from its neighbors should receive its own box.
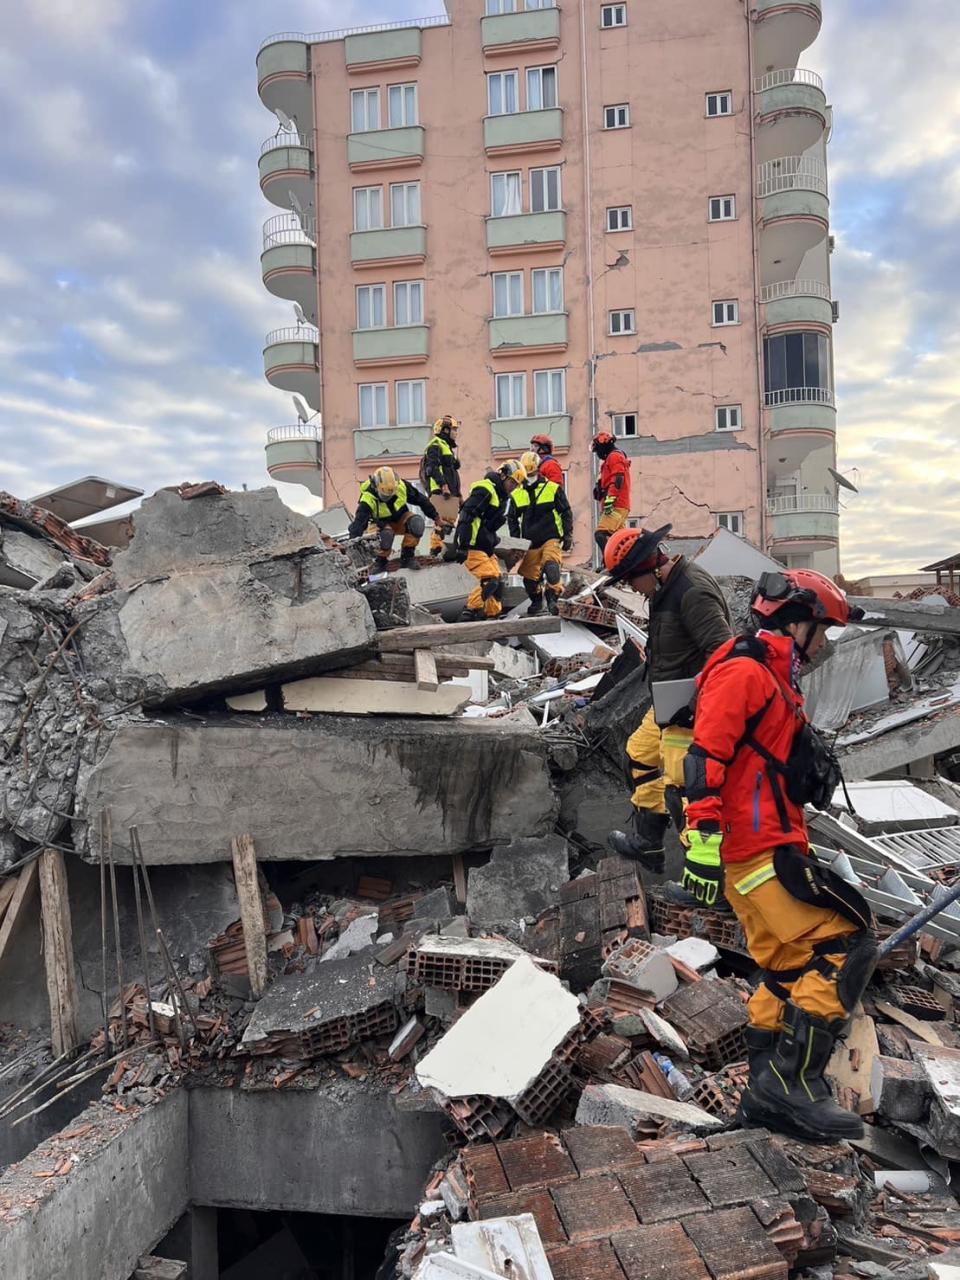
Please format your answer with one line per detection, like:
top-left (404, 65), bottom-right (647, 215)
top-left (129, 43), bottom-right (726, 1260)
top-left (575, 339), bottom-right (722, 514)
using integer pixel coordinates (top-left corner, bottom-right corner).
top-left (512, 478), bottom-right (564, 538)
top-left (422, 434), bottom-right (455, 492)
top-left (358, 478), bottom-right (409, 522)
top-left (467, 477), bottom-right (500, 547)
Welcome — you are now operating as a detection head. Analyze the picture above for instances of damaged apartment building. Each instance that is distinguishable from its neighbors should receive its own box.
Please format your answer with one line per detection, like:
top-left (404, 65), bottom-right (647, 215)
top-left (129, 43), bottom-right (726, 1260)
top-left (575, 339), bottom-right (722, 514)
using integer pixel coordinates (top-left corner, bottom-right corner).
top-left (3, 482), bottom-right (960, 1280)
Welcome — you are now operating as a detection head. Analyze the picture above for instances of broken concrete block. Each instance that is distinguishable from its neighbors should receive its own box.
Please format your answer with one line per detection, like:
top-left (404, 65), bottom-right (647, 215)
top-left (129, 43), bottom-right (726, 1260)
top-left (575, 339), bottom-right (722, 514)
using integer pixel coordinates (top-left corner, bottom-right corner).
top-left (321, 914), bottom-right (378, 962)
top-left (0, 526), bottom-right (65, 588)
top-left (451, 1213), bottom-right (552, 1278)
top-left (664, 937), bottom-right (719, 972)
top-left (416, 957), bottom-right (580, 1101)
top-left (226, 689), bottom-right (268, 712)
top-left (360, 575), bottom-right (411, 629)
top-left (912, 1044), bottom-right (960, 1156)
top-left (639, 1009), bottom-right (689, 1060)
top-left (409, 886), bottom-right (457, 927)
top-left (281, 676), bottom-right (471, 716)
top-left (410, 935), bottom-right (555, 993)
top-left (575, 1082), bottom-right (722, 1135)
top-left (75, 716), bottom-right (558, 863)
top-left (603, 938), bottom-right (677, 1003)
top-left (425, 987), bottom-right (460, 1023)
top-left (466, 836), bottom-right (569, 930)
top-left (390, 1017), bottom-right (426, 1061)
top-left (870, 1055), bottom-right (929, 1124)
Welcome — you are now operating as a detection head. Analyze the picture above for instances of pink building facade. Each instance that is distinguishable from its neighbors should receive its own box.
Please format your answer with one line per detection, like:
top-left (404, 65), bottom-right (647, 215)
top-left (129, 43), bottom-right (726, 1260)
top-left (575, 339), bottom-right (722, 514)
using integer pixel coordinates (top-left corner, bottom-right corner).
top-left (258, 0), bottom-right (839, 573)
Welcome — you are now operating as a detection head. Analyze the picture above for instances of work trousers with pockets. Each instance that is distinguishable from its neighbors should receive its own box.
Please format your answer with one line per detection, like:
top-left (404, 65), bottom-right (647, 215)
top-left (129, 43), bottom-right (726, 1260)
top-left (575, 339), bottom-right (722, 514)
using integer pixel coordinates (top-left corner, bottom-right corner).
top-left (596, 507), bottom-right (628, 539)
top-left (626, 706), bottom-right (693, 837)
top-left (517, 539), bottom-right (564, 597)
top-left (465, 551), bottom-right (503, 618)
top-left (725, 849), bottom-right (858, 1031)
top-left (374, 511), bottom-right (420, 564)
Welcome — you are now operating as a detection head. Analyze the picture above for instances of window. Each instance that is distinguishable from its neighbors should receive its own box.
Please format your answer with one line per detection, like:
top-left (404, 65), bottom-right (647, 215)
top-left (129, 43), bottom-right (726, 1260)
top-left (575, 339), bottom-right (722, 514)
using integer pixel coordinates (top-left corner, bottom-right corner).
top-left (712, 299), bottom-right (739, 326)
top-left (534, 368), bottom-right (565, 414)
top-left (609, 308), bottom-right (636, 335)
top-left (353, 186), bottom-right (383, 232)
top-left (390, 182), bottom-right (421, 227)
top-left (715, 404), bottom-right (742, 432)
top-left (532, 267), bottom-right (563, 313)
top-left (525, 0), bottom-right (556, 8)
top-left (351, 88), bottom-right (380, 132)
top-left (706, 91), bottom-right (733, 117)
top-left (388, 82), bottom-right (418, 128)
top-left (356, 284), bottom-right (386, 329)
top-left (394, 280), bottom-right (424, 326)
top-left (488, 71), bottom-right (519, 116)
top-left (526, 65), bottom-right (557, 111)
top-left (716, 512), bottom-right (744, 536)
top-left (492, 271), bottom-right (524, 317)
top-left (496, 372), bottom-right (527, 419)
top-left (612, 412), bottom-right (638, 438)
top-left (485, 0), bottom-right (517, 11)
top-left (491, 171), bottom-right (522, 217)
top-left (763, 332), bottom-right (832, 402)
top-left (708, 195), bottom-right (736, 222)
top-left (604, 103), bottom-right (630, 129)
top-left (606, 205), bottom-right (632, 231)
top-left (530, 166), bottom-right (561, 212)
top-left (784, 553), bottom-right (813, 569)
top-left (601, 4), bottom-right (627, 26)
top-left (396, 379), bottom-right (426, 425)
top-left (358, 383), bottom-right (388, 427)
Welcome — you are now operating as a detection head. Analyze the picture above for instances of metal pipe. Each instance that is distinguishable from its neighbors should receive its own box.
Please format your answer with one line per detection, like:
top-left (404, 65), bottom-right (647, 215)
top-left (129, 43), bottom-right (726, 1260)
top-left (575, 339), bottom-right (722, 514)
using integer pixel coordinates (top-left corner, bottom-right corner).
top-left (99, 809), bottom-right (110, 1058)
top-left (105, 809), bottom-right (128, 1050)
top-left (878, 882), bottom-right (960, 957)
top-left (129, 826), bottom-right (157, 1044)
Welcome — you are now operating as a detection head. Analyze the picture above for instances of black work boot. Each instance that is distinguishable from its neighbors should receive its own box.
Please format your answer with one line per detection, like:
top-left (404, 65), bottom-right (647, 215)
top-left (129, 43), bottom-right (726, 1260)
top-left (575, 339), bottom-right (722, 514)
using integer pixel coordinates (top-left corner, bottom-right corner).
top-left (607, 810), bottom-right (670, 873)
top-left (739, 1002), bottom-right (863, 1142)
top-left (457, 608), bottom-right (483, 623)
top-left (524, 579), bottom-right (544, 616)
top-left (735, 1027), bottom-right (776, 1127)
top-left (546, 591), bottom-right (561, 615)
top-left (399, 548), bottom-right (420, 571)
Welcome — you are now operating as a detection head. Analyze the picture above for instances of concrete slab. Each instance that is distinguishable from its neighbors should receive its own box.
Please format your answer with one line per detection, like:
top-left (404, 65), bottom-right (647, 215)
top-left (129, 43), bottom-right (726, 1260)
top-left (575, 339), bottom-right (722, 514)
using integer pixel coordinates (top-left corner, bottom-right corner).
top-left (451, 1214), bottom-right (553, 1279)
top-left (833, 780), bottom-right (958, 829)
top-left (466, 836), bottom-right (570, 929)
top-left (281, 675), bottom-right (472, 716)
top-left (225, 690), bottom-right (268, 712)
top-left (575, 1082), bottom-right (722, 1134)
top-left (526, 619), bottom-right (600, 662)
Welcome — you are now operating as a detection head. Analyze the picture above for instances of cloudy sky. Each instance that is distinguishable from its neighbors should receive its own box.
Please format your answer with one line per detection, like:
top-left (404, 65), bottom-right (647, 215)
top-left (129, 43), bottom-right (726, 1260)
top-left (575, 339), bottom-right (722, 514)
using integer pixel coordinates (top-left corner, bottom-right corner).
top-left (0, 0), bottom-right (955, 576)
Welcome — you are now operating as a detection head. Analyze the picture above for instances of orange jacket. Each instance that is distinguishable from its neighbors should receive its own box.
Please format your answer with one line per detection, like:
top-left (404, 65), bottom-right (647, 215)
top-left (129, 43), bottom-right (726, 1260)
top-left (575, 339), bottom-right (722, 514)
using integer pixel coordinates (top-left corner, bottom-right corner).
top-left (685, 633), bottom-right (809, 864)
top-left (537, 455), bottom-right (563, 487)
top-left (599, 449), bottom-right (630, 511)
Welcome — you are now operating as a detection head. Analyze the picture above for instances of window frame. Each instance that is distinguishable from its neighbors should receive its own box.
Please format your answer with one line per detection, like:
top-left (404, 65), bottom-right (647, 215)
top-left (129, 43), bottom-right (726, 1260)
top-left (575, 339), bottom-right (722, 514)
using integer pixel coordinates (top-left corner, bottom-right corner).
top-left (526, 64), bottom-right (558, 112)
top-left (716, 511), bottom-right (744, 536)
top-left (492, 270), bottom-right (525, 318)
top-left (350, 87), bottom-right (380, 133)
top-left (495, 371), bottom-right (527, 420)
top-left (356, 283), bottom-right (386, 330)
top-left (608, 308), bottom-right (637, 336)
top-left (601, 4), bottom-right (627, 27)
top-left (490, 170), bottom-right (523, 218)
top-left (606, 205), bottom-right (633, 232)
top-left (705, 91), bottom-right (733, 118)
top-left (353, 185), bottom-right (384, 232)
top-left (529, 165), bottom-right (562, 213)
top-left (358, 382), bottom-right (388, 428)
top-left (387, 81), bottom-right (418, 129)
top-left (395, 378), bottom-right (427, 426)
top-left (487, 70), bottom-right (520, 117)
top-left (714, 404), bottom-right (743, 432)
top-left (390, 181), bottom-right (421, 228)
top-left (485, 0), bottom-right (518, 13)
top-left (533, 367), bottom-right (566, 415)
top-left (531, 266), bottom-right (564, 314)
top-left (612, 412), bottom-right (639, 438)
top-left (708, 195), bottom-right (737, 222)
top-left (711, 299), bottom-right (740, 327)
top-left (393, 279), bottom-right (424, 327)
top-left (604, 103), bottom-right (630, 129)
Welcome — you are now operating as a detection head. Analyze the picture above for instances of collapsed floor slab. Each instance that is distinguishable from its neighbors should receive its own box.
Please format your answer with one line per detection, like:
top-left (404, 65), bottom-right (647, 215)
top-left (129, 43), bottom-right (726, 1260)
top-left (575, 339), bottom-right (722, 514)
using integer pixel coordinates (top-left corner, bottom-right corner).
top-left (74, 716), bottom-right (559, 862)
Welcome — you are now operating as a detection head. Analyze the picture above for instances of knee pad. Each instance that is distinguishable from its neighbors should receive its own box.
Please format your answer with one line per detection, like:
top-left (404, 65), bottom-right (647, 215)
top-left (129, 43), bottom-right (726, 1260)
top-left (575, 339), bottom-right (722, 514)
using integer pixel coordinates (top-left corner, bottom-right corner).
top-left (594, 529), bottom-right (610, 552)
top-left (664, 784), bottom-right (685, 832)
top-left (378, 528), bottom-right (394, 552)
top-left (544, 560), bottom-right (561, 587)
top-left (481, 575), bottom-right (503, 601)
top-left (406, 514), bottom-right (425, 538)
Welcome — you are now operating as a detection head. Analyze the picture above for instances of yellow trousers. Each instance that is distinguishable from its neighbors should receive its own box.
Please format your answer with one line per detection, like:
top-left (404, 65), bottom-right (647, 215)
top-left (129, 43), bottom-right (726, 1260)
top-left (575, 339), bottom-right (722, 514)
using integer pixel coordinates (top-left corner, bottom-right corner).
top-left (626, 706), bottom-right (692, 815)
top-left (517, 540), bottom-right (564, 597)
top-left (465, 551), bottom-right (503, 618)
top-left (596, 507), bottom-right (628, 537)
top-left (726, 851), bottom-right (858, 1031)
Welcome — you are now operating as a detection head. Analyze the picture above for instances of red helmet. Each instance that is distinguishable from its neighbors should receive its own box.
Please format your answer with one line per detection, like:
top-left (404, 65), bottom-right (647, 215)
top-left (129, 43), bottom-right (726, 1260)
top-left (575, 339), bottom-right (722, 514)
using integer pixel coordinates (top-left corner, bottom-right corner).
top-left (530, 434), bottom-right (554, 453)
top-left (603, 525), bottom-right (672, 581)
top-left (751, 570), bottom-right (863, 628)
top-left (591, 432), bottom-right (616, 453)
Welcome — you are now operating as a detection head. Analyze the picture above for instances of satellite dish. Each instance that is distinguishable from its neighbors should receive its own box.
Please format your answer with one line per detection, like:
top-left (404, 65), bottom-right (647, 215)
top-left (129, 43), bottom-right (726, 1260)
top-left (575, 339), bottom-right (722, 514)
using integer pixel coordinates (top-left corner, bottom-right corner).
top-left (292, 394), bottom-right (311, 424)
top-left (293, 302), bottom-right (307, 327)
top-left (274, 108), bottom-right (296, 134)
top-left (288, 190), bottom-right (304, 218)
top-left (829, 467), bottom-right (859, 494)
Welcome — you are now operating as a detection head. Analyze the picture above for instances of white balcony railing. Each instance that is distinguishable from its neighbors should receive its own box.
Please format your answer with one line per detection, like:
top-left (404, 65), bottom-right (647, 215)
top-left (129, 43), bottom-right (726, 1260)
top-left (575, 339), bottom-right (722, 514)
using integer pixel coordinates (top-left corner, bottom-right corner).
top-left (767, 494), bottom-right (839, 515)
top-left (259, 16), bottom-right (450, 52)
top-left (757, 155), bottom-right (828, 198)
top-left (267, 424), bottom-right (322, 443)
top-left (764, 386), bottom-right (835, 408)
top-left (263, 213), bottom-right (316, 251)
top-left (260, 130), bottom-right (314, 157)
top-left (265, 326), bottom-right (319, 346)
top-left (754, 68), bottom-right (824, 94)
top-left (760, 279), bottom-right (832, 303)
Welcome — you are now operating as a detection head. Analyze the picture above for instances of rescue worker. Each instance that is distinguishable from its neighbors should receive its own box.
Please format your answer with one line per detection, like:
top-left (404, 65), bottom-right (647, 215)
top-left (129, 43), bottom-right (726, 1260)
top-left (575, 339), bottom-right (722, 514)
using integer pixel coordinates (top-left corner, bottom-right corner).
top-left (452, 460), bottom-right (526, 621)
top-left (682, 570), bottom-right (874, 1142)
top-left (421, 415), bottom-right (462, 555)
top-left (530, 433), bottom-right (563, 487)
top-left (591, 432), bottom-right (631, 553)
top-left (603, 526), bottom-right (732, 871)
top-left (347, 465), bottom-right (438, 573)
top-left (509, 451), bottom-right (573, 616)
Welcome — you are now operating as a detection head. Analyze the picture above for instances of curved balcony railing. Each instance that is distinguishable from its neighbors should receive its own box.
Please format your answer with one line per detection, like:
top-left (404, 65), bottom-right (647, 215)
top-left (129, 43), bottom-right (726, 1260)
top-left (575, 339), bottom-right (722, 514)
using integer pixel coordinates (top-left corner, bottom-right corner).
top-left (760, 279), bottom-right (831, 303)
top-left (764, 386), bottom-right (835, 408)
top-left (263, 214), bottom-right (316, 251)
top-left (767, 494), bottom-right (839, 515)
top-left (265, 326), bottom-right (319, 346)
top-left (260, 130), bottom-right (313, 157)
top-left (757, 155), bottom-right (827, 198)
top-left (267, 424), bottom-right (322, 443)
top-left (259, 17), bottom-right (450, 52)
top-left (754, 68), bottom-right (824, 94)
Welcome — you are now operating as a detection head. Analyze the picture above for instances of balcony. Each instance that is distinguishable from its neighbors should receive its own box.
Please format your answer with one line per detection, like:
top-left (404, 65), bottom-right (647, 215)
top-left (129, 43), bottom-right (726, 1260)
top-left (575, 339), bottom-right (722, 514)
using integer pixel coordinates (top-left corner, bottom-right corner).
top-left (760, 278), bottom-right (833, 329)
top-left (259, 133), bottom-right (314, 213)
top-left (764, 386), bottom-right (836, 435)
top-left (354, 424), bottom-right (432, 461)
top-left (486, 210), bottom-right (566, 254)
top-left (768, 494), bottom-right (839, 544)
top-left (481, 7), bottom-right (560, 55)
top-left (264, 327), bottom-right (321, 410)
top-left (490, 414), bottom-right (571, 454)
top-left (265, 424), bottom-right (324, 499)
top-left (350, 225), bottom-right (426, 267)
top-left (757, 155), bottom-right (829, 277)
top-left (353, 325), bottom-right (429, 365)
top-left (261, 216), bottom-right (317, 321)
top-left (256, 36), bottom-right (312, 127)
top-left (345, 26), bottom-right (422, 72)
top-left (347, 126), bottom-right (425, 171)
top-left (754, 69), bottom-right (827, 164)
top-left (489, 312), bottom-right (568, 355)
top-left (484, 108), bottom-right (563, 157)
top-left (753, 0), bottom-right (822, 72)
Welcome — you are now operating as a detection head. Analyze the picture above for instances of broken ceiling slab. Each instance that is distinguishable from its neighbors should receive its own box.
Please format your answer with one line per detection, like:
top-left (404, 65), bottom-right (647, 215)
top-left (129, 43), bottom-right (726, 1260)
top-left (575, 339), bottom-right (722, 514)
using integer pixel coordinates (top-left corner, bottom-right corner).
top-left (74, 715), bottom-right (559, 863)
top-left (281, 675), bottom-right (472, 716)
top-left (0, 526), bottom-right (66, 589)
top-left (525, 619), bottom-right (602, 663)
top-left (692, 527), bottom-right (783, 579)
top-left (408, 934), bottom-right (557, 993)
top-left (833, 780), bottom-right (959, 833)
top-left (847, 596), bottom-right (960, 636)
top-left (803, 628), bottom-right (897, 733)
top-left (465, 836), bottom-right (570, 931)
top-left (839, 691), bottom-right (960, 782)
top-left (30, 476), bottom-right (143, 524)
top-left (575, 1082), bottom-right (723, 1135)
top-left (416, 957), bottom-right (580, 1101)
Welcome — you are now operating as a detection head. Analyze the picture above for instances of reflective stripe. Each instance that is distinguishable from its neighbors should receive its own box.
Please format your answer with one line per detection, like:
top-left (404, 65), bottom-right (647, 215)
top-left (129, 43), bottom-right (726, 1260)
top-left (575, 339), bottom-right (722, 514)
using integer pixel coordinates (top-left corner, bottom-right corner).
top-left (733, 862), bottom-right (777, 896)
top-left (468, 478), bottom-right (500, 548)
top-left (662, 731), bottom-right (693, 749)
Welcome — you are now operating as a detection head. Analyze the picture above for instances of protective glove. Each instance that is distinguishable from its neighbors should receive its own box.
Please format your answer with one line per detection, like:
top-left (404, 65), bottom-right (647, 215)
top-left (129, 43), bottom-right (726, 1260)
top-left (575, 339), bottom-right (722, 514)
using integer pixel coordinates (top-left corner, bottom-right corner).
top-left (561, 535), bottom-right (573, 552)
top-left (680, 827), bottom-right (724, 907)
top-left (593, 482), bottom-right (603, 502)
top-left (602, 494), bottom-right (616, 515)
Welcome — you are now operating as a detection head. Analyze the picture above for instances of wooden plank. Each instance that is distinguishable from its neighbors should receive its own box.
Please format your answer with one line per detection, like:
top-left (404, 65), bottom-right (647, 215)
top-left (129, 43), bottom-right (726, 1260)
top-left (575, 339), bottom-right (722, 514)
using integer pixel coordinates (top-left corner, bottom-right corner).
top-left (414, 649), bottom-right (440, 692)
top-left (827, 1012), bottom-right (879, 1115)
top-left (378, 615), bottom-right (561, 652)
top-left (875, 999), bottom-right (945, 1046)
top-left (38, 849), bottom-right (81, 1057)
top-left (0, 874), bottom-right (18, 925)
top-left (0, 861), bottom-right (38, 966)
top-left (231, 835), bottom-right (268, 999)
top-left (452, 854), bottom-right (467, 906)
top-left (380, 650), bottom-right (498, 672)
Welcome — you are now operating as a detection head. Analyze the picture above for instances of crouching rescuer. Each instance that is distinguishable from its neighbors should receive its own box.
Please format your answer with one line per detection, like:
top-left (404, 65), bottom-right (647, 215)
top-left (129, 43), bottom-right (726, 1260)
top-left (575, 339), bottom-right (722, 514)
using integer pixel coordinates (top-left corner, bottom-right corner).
top-left (348, 465), bottom-right (439, 572)
top-left (452, 460), bottom-right (526, 621)
top-left (683, 569), bottom-right (877, 1143)
top-left (509, 450), bottom-right (573, 616)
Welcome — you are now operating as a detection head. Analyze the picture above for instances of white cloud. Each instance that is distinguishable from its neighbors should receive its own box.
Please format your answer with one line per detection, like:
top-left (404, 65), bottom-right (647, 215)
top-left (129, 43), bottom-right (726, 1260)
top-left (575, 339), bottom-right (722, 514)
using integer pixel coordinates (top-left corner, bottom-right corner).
top-left (73, 318), bottom-right (183, 366)
top-left (0, 254), bottom-right (29, 288)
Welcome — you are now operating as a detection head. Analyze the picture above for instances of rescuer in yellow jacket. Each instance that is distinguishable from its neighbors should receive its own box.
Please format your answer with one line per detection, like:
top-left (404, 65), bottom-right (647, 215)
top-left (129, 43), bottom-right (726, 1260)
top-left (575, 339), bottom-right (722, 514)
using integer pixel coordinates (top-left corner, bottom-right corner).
top-left (421, 415), bottom-right (462, 555)
top-left (347, 465), bottom-right (439, 572)
top-left (451, 460), bottom-right (525, 620)
top-left (508, 451), bottom-right (573, 616)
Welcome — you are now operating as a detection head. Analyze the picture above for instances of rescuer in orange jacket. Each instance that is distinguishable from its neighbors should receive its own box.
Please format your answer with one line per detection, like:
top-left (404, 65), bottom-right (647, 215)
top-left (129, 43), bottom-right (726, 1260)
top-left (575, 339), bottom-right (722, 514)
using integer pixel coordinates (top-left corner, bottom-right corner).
top-left (683, 569), bottom-right (876, 1144)
top-left (591, 432), bottom-right (631, 553)
top-left (530, 433), bottom-right (564, 487)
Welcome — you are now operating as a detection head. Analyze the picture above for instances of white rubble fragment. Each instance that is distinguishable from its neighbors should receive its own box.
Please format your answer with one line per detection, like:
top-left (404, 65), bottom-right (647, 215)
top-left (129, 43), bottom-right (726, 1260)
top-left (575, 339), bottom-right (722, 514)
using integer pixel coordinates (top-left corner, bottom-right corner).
top-left (639, 1008), bottom-right (689, 1060)
top-left (415, 1254), bottom-right (503, 1280)
top-left (419, 1200), bottom-right (447, 1222)
top-left (451, 1214), bottom-right (553, 1280)
top-left (320, 913), bottom-right (378, 962)
top-left (225, 689), bottom-right (268, 712)
top-left (664, 937), bottom-right (720, 972)
top-left (576, 1081), bottom-right (721, 1134)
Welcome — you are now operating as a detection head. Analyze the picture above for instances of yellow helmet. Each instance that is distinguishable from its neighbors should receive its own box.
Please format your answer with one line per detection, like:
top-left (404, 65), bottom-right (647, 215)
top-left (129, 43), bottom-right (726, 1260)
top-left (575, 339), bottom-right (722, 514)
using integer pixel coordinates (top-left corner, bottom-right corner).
top-left (434, 415), bottom-right (460, 435)
top-left (371, 465), bottom-right (399, 498)
top-left (498, 459), bottom-right (527, 486)
top-left (519, 450), bottom-right (540, 477)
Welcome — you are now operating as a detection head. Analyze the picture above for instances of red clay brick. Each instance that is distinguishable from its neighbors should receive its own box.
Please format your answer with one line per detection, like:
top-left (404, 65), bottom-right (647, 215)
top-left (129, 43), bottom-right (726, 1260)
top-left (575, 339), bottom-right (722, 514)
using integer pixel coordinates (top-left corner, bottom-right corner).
top-left (459, 1145), bottom-right (509, 1201)
top-left (561, 1125), bottom-right (647, 1176)
top-left (612, 1222), bottom-right (711, 1280)
top-left (551, 1175), bottom-right (639, 1243)
top-left (477, 1189), bottom-right (567, 1246)
top-left (547, 1241), bottom-right (627, 1280)
top-left (495, 1131), bottom-right (578, 1191)
top-left (682, 1206), bottom-right (788, 1280)
top-left (619, 1160), bottom-right (710, 1224)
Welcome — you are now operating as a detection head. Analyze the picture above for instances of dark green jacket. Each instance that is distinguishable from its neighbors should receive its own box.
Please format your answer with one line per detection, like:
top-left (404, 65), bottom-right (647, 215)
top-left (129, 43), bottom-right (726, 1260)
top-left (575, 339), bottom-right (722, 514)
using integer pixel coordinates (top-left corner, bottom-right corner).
top-left (647, 557), bottom-right (732, 683)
